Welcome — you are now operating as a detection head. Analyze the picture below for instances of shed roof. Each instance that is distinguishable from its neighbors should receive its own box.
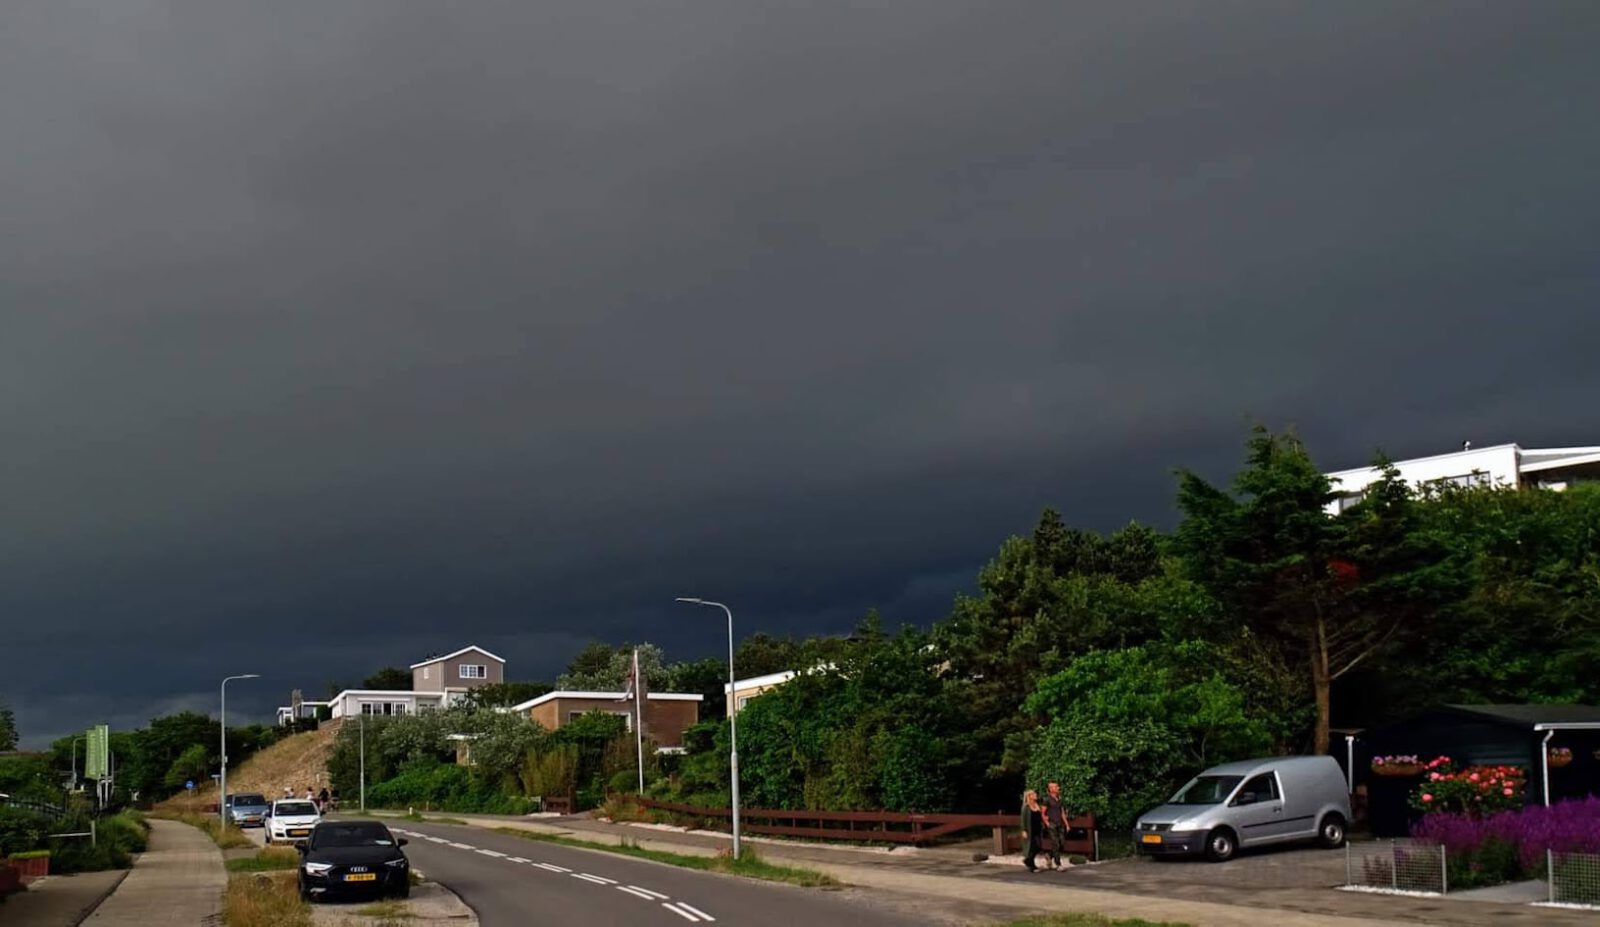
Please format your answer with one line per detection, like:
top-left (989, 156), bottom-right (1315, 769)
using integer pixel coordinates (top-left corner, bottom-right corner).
top-left (1444, 704), bottom-right (1600, 727)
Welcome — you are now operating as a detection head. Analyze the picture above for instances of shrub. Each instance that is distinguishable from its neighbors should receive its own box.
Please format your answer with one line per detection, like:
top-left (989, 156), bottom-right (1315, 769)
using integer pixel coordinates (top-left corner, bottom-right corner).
top-left (365, 760), bottom-right (538, 815)
top-left (1409, 757), bottom-right (1525, 815)
top-left (1410, 797), bottom-right (1600, 888)
top-left (0, 807), bottom-right (51, 856)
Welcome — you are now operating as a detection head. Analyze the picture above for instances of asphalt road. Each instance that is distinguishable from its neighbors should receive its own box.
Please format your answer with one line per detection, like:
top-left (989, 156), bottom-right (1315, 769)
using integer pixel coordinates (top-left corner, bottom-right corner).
top-left (378, 819), bottom-right (924, 927)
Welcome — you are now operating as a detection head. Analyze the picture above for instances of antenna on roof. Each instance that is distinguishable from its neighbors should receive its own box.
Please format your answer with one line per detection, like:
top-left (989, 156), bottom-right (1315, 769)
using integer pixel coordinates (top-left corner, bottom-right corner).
top-left (1462, 440), bottom-right (1472, 451)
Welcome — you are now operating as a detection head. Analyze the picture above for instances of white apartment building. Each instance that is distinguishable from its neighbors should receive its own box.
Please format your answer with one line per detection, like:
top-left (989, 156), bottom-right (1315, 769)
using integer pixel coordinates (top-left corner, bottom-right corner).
top-left (1325, 443), bottom-right (1600, 514)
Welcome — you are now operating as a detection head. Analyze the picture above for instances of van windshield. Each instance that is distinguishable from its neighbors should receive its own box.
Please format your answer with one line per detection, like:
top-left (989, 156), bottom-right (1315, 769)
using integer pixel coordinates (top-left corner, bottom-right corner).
top-left (1170, 775), bottom-right (1242, 805)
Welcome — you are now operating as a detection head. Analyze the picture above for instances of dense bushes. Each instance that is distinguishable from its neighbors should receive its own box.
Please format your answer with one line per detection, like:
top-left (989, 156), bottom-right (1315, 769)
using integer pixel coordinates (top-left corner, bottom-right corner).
top-left (0, 809), bottom-right (147, 872)
top-left (366, 761), bottom-right (538, 815)
top-left (1412, 799), bottom-right (1600, 889)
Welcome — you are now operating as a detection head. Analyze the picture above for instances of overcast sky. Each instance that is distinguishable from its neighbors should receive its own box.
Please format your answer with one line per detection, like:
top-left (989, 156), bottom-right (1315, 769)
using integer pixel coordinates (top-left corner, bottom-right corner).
top-left (4, 2), bottom-right (1597, 747)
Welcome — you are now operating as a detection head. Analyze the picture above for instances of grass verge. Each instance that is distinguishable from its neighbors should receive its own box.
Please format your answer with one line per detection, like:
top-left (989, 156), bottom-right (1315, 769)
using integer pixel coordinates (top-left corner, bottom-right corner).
top-left (988, 916), bottom-right (1189, 927)
top-left (151, 812), bottom-right (256, 850)
top-left (223, 871), bottom-right (312, 927)
top-left (493, 827), bottom-right (838, 888)
top-left (226, 847), bottom-right (301, 872)
top-left (401, 811), bottom-right (468, 826)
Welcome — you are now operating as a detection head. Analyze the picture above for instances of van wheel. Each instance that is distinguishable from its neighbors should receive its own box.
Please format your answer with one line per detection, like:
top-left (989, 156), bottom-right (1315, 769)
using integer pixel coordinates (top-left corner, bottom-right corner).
top-left (1204, 828), bottom-right (1237, 862)
top-left (1318, 813), bottom-right (1347, 849)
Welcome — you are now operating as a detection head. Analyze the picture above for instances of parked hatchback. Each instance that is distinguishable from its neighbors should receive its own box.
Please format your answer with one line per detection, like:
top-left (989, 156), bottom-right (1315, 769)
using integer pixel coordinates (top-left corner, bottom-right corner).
top-left (1133, 755), bottom-right (1350, 861)
top-left (297, 820), bottom-right (410, 901)
top-left (225, 793), bottom-right (271, 828)
top-left (266, 799), bottom-right (322, 845)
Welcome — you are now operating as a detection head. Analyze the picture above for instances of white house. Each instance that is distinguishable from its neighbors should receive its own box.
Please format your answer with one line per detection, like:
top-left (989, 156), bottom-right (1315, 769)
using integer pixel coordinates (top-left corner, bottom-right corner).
top-left (723, 670), bottom-right (798, 716)
top-left (326, 689), bottom-right (451, 720)
top-left (1324, 443), bottom-right (1600, 514)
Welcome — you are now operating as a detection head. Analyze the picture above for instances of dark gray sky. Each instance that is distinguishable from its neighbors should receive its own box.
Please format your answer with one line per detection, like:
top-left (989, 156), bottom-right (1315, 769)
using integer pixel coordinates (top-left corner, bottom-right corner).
top-left (5, 2), bottom-right (1598, 746)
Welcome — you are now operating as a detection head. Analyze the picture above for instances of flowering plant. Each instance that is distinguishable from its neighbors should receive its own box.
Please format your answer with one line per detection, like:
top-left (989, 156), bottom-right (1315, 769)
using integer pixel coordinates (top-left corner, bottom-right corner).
top-left (1410, 757), bottom-right (1526, 815)
top-left (1547, 746), bottom-right (1573, 768)
top-left (1370, 754), bottom-right (1423, 776)
top-left (1412, 797), bottom-right (1600, 885)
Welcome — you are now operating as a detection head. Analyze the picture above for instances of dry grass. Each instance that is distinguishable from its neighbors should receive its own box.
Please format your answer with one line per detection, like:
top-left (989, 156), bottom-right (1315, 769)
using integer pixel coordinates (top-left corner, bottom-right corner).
top-left (223, 871), bottom-right (312, 927)
top-left (226, 847), bottom-right (301, 872)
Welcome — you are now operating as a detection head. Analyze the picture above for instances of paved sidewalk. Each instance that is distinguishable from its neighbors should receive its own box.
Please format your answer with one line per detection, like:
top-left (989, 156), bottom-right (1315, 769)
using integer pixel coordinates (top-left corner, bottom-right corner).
top-left (410, 812), bottom-right (1598, 927)
top-left (83, 818), bottom-right (224, 926)
top-left (0, 870), bottom-right (126, 927)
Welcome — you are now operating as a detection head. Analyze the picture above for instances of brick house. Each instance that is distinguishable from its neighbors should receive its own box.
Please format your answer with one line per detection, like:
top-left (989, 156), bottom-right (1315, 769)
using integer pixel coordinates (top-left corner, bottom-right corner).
top-left (508, 691), bottom-right (703, 750)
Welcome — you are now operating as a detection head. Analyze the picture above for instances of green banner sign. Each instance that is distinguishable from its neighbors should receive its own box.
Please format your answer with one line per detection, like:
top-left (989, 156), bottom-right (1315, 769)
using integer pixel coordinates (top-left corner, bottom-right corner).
top-left (84, 724), bottom-right (109, 780)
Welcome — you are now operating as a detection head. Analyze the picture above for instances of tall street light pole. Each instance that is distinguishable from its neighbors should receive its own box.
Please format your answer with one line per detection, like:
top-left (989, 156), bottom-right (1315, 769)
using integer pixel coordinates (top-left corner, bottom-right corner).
top-left (675, 597), bottom-right (741, 860)
top-left (219, 674), bottom-right (261, 825)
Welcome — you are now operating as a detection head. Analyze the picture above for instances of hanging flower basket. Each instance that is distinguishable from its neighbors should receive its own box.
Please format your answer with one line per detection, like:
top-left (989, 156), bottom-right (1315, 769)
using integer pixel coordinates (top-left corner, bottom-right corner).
top-left (1548, 747), bottom-right (1573, 769)
top-left (1371, 755), bottom-right (1424, 777)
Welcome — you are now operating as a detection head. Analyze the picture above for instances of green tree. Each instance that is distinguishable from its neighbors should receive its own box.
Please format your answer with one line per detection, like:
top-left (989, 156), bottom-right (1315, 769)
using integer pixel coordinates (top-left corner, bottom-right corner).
top-left (666, 658), bottom-right (729, 717)
top-left (0, 702), bottom-right (17, 752)
top-left (362, 667), bottom-right (412, 690)
top-left (1027, 716), bottom-right (1180, 832)
top-left (557, 643), bottom-right (672, 691)
top-left (733, 633), bottom-right (806, 679)
top-left (1174, 429), bottom-right (1433, 753)
top-left (462, 681), bottom-right (554, 709)
top-left (163, 743), bottom-right (210, 790)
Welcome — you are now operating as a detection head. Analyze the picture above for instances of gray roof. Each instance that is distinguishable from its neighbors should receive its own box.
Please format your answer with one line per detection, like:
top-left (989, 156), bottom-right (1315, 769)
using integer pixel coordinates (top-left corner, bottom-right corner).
top-left (1446, 704), bottom-right (1600, 727)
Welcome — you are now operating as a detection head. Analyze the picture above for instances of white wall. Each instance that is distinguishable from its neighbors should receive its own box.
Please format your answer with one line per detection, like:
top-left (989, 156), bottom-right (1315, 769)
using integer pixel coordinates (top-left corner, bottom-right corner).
top-left (1324, 445), bottom-right (1521, 513)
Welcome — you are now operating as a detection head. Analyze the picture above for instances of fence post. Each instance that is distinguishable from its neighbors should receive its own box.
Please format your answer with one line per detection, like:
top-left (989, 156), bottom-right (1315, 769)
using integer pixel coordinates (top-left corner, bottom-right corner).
top-left (1093, 830), bottom-right (1100, 863)
top-left (1548, 849), bottom-right (1555, 905)
top-left (1345, 841), bottom-right (1351, 887)
top-left (1391, 840), bottom-right (1398, 891)
top-left (1440, 844), bottom-right (1447, 895)
top-left (91, 819), bottom-right (97, 848)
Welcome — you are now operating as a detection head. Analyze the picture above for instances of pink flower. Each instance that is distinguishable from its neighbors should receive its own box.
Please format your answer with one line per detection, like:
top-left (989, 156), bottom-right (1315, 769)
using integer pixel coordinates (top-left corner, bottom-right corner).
top-left (1430, 773), bottom-right (1442, 781)
top-left (1469, 773), bottom-right (1479, 782)
top-left (1422, 794), bottom-right (1434, 803)
top-left (1503, 787), bottom-right (1514, 796)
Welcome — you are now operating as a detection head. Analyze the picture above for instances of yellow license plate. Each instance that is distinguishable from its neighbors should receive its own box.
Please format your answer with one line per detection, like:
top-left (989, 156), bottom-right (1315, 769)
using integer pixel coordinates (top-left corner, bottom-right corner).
top-left (1141, 834), bottom-right (1162, 844)
top-left (344, 873), bottom-right (377, 882)
top-left (289, 830), bottom-right (311, 836)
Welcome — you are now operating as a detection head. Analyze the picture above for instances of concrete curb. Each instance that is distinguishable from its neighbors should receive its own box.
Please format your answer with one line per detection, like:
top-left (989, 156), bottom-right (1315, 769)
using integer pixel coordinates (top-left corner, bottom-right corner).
top-left (70, 869), bottom-right (131, 927)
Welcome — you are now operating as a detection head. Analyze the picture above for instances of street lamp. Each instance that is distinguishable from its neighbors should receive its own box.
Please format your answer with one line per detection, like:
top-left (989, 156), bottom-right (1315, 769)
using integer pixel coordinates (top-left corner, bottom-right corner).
top-left (69, 735), bottom-right (84, 792)
top-left (675, 597), bottom-right (741, 860)
top-left (220, 674), bottom-right (261, 824)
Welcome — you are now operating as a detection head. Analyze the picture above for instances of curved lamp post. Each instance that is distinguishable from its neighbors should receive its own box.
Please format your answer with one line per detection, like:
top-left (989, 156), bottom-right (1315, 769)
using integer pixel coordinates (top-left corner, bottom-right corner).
top-left (219, 674), bottom-right (261, 824)
top-left (675, 597), bottom-right (741, 860)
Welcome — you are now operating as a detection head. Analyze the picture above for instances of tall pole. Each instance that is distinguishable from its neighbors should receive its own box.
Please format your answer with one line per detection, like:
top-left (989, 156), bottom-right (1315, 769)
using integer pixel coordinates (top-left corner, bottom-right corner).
top-left (219, 674), bottom-right (260, 824)
top-left (70, 736), bottom-right (82, 792)
top-left (360, 710), bottom-right (366, 812)
top-left (634, 650), bottom-right (645, 796)
top-left (676, 598), bottom-right (740, 859)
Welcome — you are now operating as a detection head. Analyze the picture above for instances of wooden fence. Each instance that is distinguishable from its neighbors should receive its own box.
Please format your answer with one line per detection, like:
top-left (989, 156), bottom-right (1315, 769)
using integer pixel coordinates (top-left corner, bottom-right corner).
top-left (634, 798), bottom-right (1097, 858)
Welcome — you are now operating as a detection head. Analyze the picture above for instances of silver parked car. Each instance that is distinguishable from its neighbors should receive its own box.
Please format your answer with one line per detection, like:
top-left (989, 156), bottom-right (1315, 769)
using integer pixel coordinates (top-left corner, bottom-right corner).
top-left (1133, 755), bottom-right (1351, 861)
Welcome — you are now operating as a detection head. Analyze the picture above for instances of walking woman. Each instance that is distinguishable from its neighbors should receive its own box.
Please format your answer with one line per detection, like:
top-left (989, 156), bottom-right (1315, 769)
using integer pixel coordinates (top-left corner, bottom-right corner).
top-left (1020, 788), bottom-right (1045, 873)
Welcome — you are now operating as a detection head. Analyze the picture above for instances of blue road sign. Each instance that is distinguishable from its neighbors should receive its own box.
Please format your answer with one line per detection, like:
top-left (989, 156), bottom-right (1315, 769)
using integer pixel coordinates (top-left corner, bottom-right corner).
top-left (185, 780), bottom-right (195, 791)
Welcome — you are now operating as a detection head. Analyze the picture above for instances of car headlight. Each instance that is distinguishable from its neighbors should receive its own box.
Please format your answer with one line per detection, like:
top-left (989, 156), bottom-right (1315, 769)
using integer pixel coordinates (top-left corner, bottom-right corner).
top-left (303, 861), bottom-right (333, 875)
top-left (384, 858), bottom-right (408, 868)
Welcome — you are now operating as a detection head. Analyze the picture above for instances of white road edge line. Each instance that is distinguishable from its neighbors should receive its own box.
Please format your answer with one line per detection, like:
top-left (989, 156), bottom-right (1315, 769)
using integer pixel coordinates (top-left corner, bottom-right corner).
top-left (661, 902), bottom-right (702, 922)
top-left (572, 873), bottom-right (611, 884)
top-left (626, 885), bottom-right (669, 900)
top-left (617, 886), bottom-right (658, 901)
top-left (677, 903), bottom-right (716, 922)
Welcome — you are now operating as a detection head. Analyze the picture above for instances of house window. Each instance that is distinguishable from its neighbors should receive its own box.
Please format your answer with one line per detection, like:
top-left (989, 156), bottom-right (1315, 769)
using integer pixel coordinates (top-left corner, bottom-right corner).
top-left (737, 697), bottom-right (752, 710)
top-left (459, 664), bottom-right (487, 679)
top-left (422, 667), bottom-right (430, 680)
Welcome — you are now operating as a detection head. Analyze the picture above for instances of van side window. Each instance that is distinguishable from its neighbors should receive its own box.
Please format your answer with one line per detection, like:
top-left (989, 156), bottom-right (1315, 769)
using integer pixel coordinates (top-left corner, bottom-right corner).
top-left (1237, 773), bottom-right (1279, 803)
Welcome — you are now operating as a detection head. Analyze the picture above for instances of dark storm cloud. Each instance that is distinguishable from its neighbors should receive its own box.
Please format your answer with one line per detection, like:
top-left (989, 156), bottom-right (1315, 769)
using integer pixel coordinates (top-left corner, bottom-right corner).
top-left (4, 2), bottom-right (1597, 744)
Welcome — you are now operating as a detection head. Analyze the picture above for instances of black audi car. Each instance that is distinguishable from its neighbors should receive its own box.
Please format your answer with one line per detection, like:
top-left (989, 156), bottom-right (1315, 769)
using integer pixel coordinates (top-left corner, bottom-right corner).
top-left (296, 820), bottom-right (410, 901)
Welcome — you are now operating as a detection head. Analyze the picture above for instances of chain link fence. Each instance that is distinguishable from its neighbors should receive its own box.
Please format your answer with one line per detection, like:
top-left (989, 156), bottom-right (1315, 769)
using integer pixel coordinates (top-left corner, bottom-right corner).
top-left (1547, 850), bottom-right (1600, 908)
top-left (1343, 840), bottom-right (1446, 894)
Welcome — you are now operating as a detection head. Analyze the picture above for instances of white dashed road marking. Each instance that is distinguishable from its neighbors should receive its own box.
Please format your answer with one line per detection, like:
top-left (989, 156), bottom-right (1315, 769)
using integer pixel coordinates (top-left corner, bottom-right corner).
top-left (448, 842), bottom-right (475, 850)
top-left (617, 886), bottom-right (659, 901)
top-left (535, 862), bottom-right (571, 873)
top-left (662, 902), bottom-right (705, 922)
top-left (507, 856), bottom-right (530, 863)
top-left (626, 885), bottom-right (669, 900)
top-left (676, 903), bottom-right (716, 922)
top-left (572, 873), bottom-right (611, 885)
top-left (476, 849), bottom-right (506, 858)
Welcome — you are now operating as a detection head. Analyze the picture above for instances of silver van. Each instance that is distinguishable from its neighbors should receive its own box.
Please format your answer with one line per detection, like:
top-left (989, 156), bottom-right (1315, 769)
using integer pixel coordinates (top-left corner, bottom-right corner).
top-left (1133, 755), bottom-right (1351, 861)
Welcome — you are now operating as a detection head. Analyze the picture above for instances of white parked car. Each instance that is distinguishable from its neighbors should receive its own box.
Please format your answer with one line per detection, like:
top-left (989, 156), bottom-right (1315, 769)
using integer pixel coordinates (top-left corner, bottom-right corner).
top-left (266, 799), bottom-right (322, 845)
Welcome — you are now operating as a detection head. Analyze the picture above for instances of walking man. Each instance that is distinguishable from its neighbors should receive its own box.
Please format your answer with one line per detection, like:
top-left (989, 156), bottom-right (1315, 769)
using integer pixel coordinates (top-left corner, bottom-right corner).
top-left (1041, 781), bottom-right (1067, 869)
